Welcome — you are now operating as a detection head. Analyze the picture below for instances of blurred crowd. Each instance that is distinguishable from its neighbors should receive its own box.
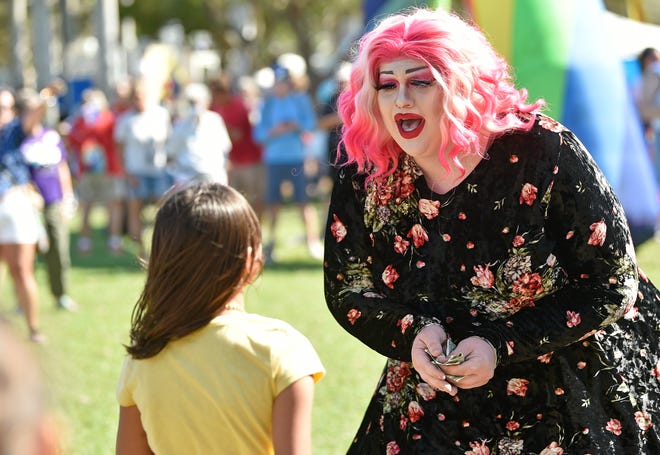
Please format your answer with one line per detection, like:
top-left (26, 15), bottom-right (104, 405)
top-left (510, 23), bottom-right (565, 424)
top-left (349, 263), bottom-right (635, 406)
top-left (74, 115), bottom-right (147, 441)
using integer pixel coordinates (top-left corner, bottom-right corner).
top-left (0, 57), bottom-right (351, 342)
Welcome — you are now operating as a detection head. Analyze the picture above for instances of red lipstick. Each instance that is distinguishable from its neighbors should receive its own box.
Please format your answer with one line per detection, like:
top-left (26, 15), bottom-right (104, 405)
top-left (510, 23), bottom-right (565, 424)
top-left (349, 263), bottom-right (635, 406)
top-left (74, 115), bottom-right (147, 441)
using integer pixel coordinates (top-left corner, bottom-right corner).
top-left (395, 113), bottom-right (425, 139)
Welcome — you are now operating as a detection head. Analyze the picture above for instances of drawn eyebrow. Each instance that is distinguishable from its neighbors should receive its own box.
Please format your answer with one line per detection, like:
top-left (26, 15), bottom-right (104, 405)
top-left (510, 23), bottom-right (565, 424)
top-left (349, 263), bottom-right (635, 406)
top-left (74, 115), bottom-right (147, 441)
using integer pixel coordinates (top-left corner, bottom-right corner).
top-left (379, 66), bottom-right (428, 75)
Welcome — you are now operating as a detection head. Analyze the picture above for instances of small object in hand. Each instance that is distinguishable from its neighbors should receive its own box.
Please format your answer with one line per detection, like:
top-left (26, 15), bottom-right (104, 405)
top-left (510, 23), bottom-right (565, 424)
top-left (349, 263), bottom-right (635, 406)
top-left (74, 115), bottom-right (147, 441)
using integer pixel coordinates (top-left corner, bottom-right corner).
top-left (440, 338), bottom-right (464, 366)
top-left (425, 338), bottom-right (465, 367)
top-left (440, 352), bottom-right (465, 366)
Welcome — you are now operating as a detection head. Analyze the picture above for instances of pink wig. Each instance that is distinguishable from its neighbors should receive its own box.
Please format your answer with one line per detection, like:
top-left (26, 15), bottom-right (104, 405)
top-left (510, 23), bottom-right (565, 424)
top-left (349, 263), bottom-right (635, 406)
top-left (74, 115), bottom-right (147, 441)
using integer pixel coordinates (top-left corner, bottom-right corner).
top-left (337, 8), bottom-right (544, 181)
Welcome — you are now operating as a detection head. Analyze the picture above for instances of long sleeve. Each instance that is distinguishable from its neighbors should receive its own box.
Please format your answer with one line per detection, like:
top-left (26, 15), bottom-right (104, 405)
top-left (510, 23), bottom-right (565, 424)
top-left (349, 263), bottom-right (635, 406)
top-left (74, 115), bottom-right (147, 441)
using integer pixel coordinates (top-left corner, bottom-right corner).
top-left (324, 166), bottom-right (440, 361)
top-left (470, 127), bottom-right (639, 366)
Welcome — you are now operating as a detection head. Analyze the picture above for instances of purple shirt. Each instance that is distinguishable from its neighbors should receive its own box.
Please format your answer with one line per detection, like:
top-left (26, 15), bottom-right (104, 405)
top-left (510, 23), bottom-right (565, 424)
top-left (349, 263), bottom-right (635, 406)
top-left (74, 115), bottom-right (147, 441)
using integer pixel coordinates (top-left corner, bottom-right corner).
top-left (20, 128), bottom-right (67, 205)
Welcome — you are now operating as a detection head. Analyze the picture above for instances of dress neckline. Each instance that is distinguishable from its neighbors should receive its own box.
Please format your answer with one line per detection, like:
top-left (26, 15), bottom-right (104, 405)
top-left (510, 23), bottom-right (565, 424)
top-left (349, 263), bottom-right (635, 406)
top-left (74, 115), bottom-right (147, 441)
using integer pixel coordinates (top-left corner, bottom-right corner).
top-left (414, 149), bottom-right (491, 199)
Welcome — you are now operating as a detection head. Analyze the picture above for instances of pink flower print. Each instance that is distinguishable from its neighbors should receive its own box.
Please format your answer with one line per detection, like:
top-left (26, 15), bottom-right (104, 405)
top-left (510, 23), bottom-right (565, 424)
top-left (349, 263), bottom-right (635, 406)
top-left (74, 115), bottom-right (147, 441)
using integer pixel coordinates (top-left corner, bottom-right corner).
top-left (519, 183), bottom-right (538, 206)
top-left (653, 360), bottom-right (660, 382)
top-left (466, 241), bottom-right (475, 249)
top-left (386, 441), bottom-right (400, 455)
top-left (634, 411), bottom-right (653, 431)
top-left (375, 180), bottom-right (394, 206)
top-left (506, 378), bottom-right (529, 397)
top-left (606, 418), bottom-right (622, 435)
top-left (397, 173), bottom-right (415, 200)
top-left (471, 264), bottom-right (495, 288)
top-left (399, 415), bottom-right (408, 430)
top-left (458, 212), bottom-right (467, 220)
top-left (565, 230), bottom-right (574, 240)
top-left (347, 309), bottom-right (361, 325)
top-left (397, 314), bottom-right (414, 334)
top-left (386, 362), bottom-right (412, 392)
top-left (416, 260), bottom-right (426, 269)
top-left (587, 220), bottom-right (606, 246)
top-left (437, 413), bottom-right (446, 421)
top-left (566, 311), bottom-right (581, 328)
top-left (418, 198), bottom-right (440, 219)
top-left (382, 265), bottom-right (399, 289)
top-left (512, 273), bottom-right (544, 297)
top-left (506, 341), bottom-right (515, 356)
top-left (554, 388), bottom-right (565, 395)
top-left (416, 383), bottom-right (437, 401)
top-left (540, 442), bottom-right (563, 455)
top-left (512, 235), bottom-right (525, 247)
top-left (330, 214), bottom-right (347, 242)
top-left (501, 226), bottom-right (510, 234)
top-left (393, 235), bottom-right (410, 254)
top-left (506, 420), bottom-right (520, 431)
top-left (577, 361), bottom-right (587, 369)
top-left (442, 233), bottom-right (451, 242)
top-left (407, 224), bottom-right (429, 248)
top-left (504, 297), bottom-right (535, 313)
top-left (408, 401), bottom-right (424, 423)
top-left (467, 440), bottom-right (491, 455)
top-left (537, 352), bottom-right (553, 363)
top-left (509, 155), bottom-right (519, 164)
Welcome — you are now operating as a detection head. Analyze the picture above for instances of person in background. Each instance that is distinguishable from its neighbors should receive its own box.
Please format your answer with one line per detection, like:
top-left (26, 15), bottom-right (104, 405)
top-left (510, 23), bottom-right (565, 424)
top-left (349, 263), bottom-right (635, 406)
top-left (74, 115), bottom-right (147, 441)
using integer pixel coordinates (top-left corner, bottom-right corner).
top-left (114, 84), bottom-right (171, 257)
top-left (254, 66), bottom-right (323, 262)
top-left (210, 73), bottom-right (265, 221)
top-left (166, 83), bottom-right (232, 186)
top-left (0, 322), bottom-right (59, 455)
top-left (19, 89), bottom-right (78, 312)
top-left (67, 89), bottom-right (125, 255)
top-left (116, 183), bottom-right (324, 454)
top-left (0, 87), bottom-right (45, 342)
top-left (317, 61), bottom-right (352, 183)
top-left (324, 9), bottom-right (659, 453)
top-left (111, 78), bottom-right (136, 119)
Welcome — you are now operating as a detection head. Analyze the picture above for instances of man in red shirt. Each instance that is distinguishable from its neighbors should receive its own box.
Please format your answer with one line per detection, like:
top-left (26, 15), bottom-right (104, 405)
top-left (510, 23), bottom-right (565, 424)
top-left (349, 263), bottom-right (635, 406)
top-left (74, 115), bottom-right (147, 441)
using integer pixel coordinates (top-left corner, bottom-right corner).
top-left (66, 89), bottom-right (125, 254)
top-left (209, 74), bottom-right (264, 220)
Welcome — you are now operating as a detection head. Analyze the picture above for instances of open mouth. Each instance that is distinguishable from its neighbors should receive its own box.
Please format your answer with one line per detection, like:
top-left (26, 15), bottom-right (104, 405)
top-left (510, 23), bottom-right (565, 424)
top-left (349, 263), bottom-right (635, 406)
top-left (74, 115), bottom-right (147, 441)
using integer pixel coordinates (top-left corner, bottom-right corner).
top-left (395, 113), bottom-right (425, 139)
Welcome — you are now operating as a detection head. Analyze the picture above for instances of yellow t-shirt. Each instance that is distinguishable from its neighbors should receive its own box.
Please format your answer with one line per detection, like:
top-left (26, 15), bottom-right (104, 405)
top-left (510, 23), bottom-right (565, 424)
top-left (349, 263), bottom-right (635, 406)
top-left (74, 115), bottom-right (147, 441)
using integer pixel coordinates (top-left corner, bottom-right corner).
top-left (117, 312), bottom-right (325, 455)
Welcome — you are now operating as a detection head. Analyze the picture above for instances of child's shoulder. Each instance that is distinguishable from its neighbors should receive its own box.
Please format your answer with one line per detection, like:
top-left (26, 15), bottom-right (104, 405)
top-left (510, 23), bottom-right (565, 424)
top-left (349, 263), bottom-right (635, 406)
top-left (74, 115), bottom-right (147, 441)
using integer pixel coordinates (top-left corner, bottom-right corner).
top-left (213, 312), bottom-right (305, 340)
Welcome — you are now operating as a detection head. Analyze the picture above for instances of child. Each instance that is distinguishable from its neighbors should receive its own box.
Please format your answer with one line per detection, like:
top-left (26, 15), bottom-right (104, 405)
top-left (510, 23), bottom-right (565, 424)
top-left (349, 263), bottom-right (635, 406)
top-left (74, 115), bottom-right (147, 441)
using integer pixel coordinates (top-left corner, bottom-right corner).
top-left (115, 182), bottom-right (324, 454)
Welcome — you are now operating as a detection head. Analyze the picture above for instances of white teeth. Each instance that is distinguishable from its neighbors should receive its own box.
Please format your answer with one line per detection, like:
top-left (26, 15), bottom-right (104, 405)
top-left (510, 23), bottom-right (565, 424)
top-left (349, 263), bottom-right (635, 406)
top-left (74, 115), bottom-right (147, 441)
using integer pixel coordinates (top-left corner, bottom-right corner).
top-left (401, 119), bottom-right (421, 132)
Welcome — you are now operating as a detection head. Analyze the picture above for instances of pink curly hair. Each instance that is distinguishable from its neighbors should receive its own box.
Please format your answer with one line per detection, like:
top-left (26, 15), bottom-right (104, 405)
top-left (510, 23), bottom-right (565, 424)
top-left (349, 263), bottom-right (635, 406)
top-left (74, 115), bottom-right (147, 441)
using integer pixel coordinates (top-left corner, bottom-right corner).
top-left (337, 8), bottom-right (544, 181)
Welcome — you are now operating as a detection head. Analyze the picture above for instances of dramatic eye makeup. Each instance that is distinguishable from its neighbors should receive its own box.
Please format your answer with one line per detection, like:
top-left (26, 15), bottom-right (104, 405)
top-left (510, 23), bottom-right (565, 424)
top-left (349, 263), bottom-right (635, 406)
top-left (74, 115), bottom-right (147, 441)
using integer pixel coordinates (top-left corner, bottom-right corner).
top-left (376, 66), bottom-right (435, 91)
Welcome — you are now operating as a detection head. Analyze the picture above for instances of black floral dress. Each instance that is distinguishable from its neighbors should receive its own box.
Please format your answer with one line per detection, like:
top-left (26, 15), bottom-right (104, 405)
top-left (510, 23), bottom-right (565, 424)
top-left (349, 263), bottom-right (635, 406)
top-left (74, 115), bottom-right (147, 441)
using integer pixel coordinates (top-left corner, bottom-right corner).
top-left (324, 115), bottom-right (660, 454)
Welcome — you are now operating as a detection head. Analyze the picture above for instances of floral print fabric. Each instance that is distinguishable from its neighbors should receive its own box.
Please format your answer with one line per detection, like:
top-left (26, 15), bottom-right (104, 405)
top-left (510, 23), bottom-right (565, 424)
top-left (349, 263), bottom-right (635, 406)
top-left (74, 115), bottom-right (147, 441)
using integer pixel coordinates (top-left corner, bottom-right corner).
top-left (324, 116), bottom-right (660, 454)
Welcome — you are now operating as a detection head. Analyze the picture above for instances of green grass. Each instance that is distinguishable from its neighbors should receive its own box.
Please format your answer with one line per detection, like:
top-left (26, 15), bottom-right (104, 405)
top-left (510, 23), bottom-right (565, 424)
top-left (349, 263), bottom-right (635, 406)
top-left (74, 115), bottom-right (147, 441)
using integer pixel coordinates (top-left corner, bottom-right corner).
top-left (2, 206), bottom-right (660, 454)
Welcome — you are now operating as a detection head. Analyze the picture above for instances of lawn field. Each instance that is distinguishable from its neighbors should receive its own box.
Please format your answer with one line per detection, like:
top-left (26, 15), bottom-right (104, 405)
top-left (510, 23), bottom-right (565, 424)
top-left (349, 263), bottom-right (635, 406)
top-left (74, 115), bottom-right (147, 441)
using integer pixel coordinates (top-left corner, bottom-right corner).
top-left (2, 204), bottom-right (659, 454)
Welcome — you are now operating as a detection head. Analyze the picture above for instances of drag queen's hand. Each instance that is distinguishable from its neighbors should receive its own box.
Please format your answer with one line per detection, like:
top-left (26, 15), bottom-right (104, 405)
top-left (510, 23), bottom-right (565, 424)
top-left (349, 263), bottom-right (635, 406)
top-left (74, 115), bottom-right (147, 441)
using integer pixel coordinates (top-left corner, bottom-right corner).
top-left (411, 324), bottom-right (458, 396)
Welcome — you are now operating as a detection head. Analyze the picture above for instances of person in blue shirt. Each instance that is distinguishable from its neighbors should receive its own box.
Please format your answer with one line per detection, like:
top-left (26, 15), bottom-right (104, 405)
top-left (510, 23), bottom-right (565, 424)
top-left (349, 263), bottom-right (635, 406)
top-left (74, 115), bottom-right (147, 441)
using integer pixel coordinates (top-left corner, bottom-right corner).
top-left (254, 66), bottom-right (323, 262)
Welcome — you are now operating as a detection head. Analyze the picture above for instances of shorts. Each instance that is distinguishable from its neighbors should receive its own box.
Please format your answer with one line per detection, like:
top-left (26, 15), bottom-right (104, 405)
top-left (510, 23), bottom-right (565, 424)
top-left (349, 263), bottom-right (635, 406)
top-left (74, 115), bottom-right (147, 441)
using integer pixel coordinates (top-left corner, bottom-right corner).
top-left (77, 174), bottom-right (126, 203)
top-left (229, 163), bottom-right (265, 208)
top-left (126, 173), bottom-right (173, 201)
top-left (265, 163), bottom-right (308, 204)
top-left (0, 186), bottom-right (41, 244)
